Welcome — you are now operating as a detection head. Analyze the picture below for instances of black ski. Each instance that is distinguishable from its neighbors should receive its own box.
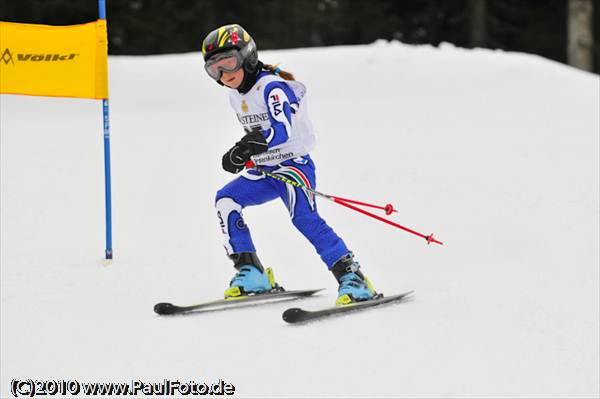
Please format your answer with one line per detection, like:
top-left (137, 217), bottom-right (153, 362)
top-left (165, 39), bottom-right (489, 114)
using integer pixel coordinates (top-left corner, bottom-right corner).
top-left (282, 290), bottom-right (414, 324)
top-left (154, 288), bottom-right (324, 315)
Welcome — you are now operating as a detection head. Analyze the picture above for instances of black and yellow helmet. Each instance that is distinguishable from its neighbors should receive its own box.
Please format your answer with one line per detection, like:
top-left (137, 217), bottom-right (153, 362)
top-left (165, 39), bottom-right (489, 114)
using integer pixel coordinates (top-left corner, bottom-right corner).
top-left (202, 24), bottom-right (258, 73)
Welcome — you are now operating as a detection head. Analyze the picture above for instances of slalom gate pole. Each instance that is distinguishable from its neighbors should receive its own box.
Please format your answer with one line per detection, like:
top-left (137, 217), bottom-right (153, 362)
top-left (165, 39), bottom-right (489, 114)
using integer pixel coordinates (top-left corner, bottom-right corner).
top-left (99, 0), bottom-right (113, 260)
top-left (245, 161), bottom-right (443, 245)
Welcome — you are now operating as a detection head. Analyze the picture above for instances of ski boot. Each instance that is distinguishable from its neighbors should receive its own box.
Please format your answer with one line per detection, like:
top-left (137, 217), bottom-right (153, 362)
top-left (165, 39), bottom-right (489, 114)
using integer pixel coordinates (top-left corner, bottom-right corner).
top-left (331, 252), bottom-right (377, 305)
top-left (224, 252), bottom-right (281, 299)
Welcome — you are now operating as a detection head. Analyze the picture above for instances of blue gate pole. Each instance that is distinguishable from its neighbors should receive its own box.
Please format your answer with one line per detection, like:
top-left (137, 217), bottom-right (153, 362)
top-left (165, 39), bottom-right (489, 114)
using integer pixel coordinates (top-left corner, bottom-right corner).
top-left (99, 0), bottom-right (113, 259)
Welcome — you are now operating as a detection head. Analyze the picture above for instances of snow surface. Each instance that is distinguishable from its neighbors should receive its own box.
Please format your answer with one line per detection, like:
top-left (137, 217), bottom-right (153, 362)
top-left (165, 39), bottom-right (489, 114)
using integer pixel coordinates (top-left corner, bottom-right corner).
top-left (1, 41), bottom-right (599, 398)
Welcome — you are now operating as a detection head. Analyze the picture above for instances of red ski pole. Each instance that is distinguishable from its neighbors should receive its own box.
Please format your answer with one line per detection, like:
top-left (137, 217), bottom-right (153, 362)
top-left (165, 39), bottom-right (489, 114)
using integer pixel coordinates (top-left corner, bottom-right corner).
top-left (333, 198), bottom-right (443, 245)
top-left (245, 161), bottom-right (443, 246)
top-left (331, 196), bottom-right (397, 215)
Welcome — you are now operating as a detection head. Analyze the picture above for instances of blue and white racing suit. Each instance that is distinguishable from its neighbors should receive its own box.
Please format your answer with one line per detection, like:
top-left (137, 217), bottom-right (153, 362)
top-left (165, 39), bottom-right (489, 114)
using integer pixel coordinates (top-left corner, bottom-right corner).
top-left (215, 71), bottom-right (349, 268)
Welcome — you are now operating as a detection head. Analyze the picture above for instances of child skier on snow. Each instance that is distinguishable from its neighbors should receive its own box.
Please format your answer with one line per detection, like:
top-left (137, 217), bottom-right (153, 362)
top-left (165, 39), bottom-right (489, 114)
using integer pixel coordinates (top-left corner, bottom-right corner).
top-left (202, 24), bottom-right (376, 305)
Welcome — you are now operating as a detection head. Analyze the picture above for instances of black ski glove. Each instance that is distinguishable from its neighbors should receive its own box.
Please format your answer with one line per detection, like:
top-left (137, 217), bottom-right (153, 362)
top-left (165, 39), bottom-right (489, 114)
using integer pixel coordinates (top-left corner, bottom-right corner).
top-left (222, 130), bottom-right (268, 174)
top-left (238, 129), bottom-right (268, 155)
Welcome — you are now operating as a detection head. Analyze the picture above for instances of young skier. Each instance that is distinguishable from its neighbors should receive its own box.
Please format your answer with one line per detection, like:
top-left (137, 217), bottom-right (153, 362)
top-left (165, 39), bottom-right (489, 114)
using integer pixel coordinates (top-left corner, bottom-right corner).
top-left (202, 24), bottom-right (376, 305)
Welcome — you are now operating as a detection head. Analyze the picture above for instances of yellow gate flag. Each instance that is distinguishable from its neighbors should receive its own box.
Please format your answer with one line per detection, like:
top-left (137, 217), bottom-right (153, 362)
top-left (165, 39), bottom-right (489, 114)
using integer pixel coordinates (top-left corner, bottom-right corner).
top-left (0, 20), bottom-right (108, 99)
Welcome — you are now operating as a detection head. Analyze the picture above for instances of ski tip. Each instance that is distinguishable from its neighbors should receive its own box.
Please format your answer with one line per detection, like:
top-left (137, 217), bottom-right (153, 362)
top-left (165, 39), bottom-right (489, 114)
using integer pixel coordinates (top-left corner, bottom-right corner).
top-left (282, 307), bottom-right (306, 323)
top-left (154, 302), bottom-right (176, 315)
top-left (385, 290), bottom-right (415, 300)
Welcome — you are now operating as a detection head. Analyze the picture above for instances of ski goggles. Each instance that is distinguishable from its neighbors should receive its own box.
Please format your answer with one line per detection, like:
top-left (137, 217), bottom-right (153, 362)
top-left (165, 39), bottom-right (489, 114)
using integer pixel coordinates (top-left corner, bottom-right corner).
top-left (204, 50), bottom-right (244, 80)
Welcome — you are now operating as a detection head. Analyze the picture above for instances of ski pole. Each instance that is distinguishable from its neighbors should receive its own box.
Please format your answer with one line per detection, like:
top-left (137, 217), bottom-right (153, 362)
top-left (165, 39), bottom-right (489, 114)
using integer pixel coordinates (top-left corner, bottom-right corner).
top-left (333, 198), bottom-right (443, 245)
top-left (245, 161), bottom-right (443, 246)
top-left (327, 195), bottom-right (397, 215)
top-left (244, 160), bottom-right (394, 214)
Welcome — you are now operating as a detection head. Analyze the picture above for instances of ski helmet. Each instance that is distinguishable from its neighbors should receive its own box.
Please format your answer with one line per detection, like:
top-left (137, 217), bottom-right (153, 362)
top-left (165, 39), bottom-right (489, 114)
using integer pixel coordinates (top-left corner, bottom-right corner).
top-left (202, 24), bottom-right (258, 75)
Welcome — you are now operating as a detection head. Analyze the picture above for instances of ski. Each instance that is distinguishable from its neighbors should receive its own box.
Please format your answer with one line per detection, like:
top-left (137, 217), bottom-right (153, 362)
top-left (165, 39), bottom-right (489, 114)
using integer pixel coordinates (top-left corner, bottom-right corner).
top-left (281, 290), bottom-right (414, 324)
top-left (154, 288), bottom-right (324, 315)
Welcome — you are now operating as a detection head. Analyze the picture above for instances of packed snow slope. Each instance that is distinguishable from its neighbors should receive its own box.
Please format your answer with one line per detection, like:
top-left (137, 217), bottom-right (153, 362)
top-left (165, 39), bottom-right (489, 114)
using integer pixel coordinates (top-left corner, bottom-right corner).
top-left (1, 41), bottom-right (599, 398)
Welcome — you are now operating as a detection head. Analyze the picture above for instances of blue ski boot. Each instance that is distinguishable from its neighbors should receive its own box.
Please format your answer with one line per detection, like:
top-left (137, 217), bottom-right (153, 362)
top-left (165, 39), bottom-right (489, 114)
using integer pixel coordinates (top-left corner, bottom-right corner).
top-left (224, 252), bottom-right (280, 299)
top-left (332, 252), bottom-right (377, 305)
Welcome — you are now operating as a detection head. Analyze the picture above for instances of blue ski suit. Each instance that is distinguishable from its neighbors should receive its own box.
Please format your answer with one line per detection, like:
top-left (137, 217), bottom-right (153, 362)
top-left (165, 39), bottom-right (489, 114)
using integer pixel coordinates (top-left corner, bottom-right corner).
top-left (215, 71), bottom-right (349, 268)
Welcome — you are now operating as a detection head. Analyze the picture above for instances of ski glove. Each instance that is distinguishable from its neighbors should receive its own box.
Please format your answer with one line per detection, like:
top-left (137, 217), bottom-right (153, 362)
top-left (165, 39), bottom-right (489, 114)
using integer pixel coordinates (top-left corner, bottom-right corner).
top-left (222, 130), bottom-right (268, 174)
top-left (238, 129), bottom-right (268, 156)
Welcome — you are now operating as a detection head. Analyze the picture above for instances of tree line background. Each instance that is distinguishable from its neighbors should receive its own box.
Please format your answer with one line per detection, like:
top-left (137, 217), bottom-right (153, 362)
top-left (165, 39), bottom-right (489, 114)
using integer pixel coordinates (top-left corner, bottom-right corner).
top-left (1, 0), bottom-right (598, 73)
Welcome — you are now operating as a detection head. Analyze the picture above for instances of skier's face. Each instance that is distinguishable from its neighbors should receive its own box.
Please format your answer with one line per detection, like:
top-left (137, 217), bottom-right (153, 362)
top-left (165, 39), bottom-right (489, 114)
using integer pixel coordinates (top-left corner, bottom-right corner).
top-left (221, 68), bottom-right (244, 89)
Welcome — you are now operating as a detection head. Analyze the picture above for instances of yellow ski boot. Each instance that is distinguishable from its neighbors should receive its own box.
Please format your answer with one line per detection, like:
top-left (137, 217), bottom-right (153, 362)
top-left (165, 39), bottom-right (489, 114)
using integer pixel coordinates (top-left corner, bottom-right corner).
top-left (224, 252), bottom-right (279, 299)
top-left (331, 252), bottom-right (377, 305)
